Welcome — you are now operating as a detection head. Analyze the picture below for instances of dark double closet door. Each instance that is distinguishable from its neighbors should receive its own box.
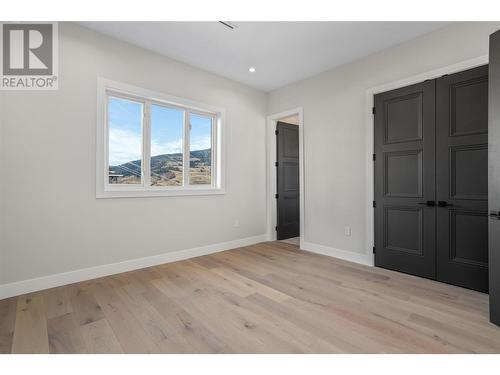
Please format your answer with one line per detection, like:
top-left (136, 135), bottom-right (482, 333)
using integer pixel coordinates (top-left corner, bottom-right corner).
top-left (374, 65), bottom-right (489, 293)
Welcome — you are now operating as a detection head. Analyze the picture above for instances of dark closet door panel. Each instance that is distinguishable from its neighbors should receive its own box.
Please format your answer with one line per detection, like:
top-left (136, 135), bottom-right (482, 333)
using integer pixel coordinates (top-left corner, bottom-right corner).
top-left (489, 29), bottom-right (500, 325)
top-left (374, 80), bottom-right (436, 279)
top-left (436, 65), bottom-right (489, 292)
top-left (276, 122), bottom-right (300, 240)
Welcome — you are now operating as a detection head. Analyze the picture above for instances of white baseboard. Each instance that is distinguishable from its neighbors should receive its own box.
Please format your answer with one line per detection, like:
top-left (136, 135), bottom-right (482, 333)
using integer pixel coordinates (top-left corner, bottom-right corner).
top-left (0, 234), bottom-right (267, 300)
top-left (301, 241), bottom-right (374, 267)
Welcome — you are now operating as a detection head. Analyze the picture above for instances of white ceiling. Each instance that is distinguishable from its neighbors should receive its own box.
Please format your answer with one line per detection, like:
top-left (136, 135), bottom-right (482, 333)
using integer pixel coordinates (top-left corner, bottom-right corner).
top-left (80, 22), bottom-right (449, 92)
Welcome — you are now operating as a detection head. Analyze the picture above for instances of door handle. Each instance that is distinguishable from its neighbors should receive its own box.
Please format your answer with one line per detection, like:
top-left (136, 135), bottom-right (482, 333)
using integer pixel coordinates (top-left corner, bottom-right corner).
top-left (438, 201), bottom-right (453, 207)
top-left (418, 201), bottom-right (435, 207)
top-left (490, 211), bottom-right (500, 220)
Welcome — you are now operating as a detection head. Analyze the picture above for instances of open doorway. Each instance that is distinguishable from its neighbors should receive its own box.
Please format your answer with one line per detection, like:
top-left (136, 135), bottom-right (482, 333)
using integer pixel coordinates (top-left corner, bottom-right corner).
top-left (267, 108), bottom-right (304, 248)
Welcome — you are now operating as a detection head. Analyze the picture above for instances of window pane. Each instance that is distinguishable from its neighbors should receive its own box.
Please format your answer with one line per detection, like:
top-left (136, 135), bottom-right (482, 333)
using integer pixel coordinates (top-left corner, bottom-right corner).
top-left (108, 96), bottom-right (143, 184)
top-left (189, 113), bottom-right (213, 185)
top-left (150, 105), bottom-right (184, 186)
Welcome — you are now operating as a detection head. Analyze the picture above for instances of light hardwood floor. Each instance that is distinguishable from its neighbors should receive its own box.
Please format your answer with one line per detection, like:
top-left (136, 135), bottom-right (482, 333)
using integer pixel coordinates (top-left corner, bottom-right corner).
top-left (1, 241), bottom-right (500, 353)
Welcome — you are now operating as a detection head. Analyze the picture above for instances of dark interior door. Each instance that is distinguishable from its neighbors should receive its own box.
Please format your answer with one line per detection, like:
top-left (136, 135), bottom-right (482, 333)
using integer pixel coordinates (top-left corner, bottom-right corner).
top-left (436, 65), bottom-right (489, 293)
top-left (374, 81), bottom-right (436, 278)
top-left (489, 30), bottom-right (500, 325)
top-left (276, 121), bottom-right (299, 240)
top-left (374, 66), bottom-right (490, 292)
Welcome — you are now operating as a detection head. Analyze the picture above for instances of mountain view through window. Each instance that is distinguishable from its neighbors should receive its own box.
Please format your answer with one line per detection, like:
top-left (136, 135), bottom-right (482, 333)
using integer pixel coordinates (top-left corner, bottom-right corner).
top-left (108, 96), bottom-right (213, 186)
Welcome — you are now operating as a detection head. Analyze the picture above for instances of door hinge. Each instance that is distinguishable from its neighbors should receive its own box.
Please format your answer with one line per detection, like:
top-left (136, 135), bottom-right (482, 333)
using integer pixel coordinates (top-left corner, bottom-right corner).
top-left (373, 201), bottom-right (376, 208)
top-left (372, 153), bottom-right (376, 161)
top-left (373, 246), bottom-right (376, 254)
top-left (275, 194), bottom-right (279, 199)
top-left (275, 129), bottom-right (279, 135)
top-left (275, 226), bottom-right (279, 231)
top-left (275, 161), bottom-right (279, 167)
top-left (372, 107), bottom-right (376, 115)
top-left (490, 211), bottom-right (500, 220)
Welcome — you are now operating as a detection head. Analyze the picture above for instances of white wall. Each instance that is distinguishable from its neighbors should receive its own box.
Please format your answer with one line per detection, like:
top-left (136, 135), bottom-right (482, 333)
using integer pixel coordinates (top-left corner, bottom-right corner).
top-left (267, 22), bottom-right (500, 260)
top-left (0, 23), bottom-right (268, 286)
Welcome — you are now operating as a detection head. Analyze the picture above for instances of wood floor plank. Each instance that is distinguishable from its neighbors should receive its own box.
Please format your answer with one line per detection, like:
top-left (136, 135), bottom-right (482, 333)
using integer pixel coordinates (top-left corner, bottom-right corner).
top-left (247, 292), bottom-right (383, 353)
top-left (212, 287), bottom-right (344, 352)
top-left (0, 298), bottom-right (17, 353)
top-left (43, 286), bottom-right (73, 320)
top-left (3, 241), bottom-right (500, 353)
top-left (210, 266), bottom-right (292, 303)
top-left (190, 255), bottom-right (222, 270)
top-left (47, 313), bottom-right (87, 353)
top-left (68, 285), bottom-right (105, 326)
top-left (152, 277), bottom-right (300, 353)
top-left (89, 281), bottom-right (161, 353)
top-left (143, 287), bottom-right (231, 353)
top-left (114, 287), bottom-right (174, 345)
top-left (80, 319), bottom-right (123, 354)
top-left (173, 267), bottom-right (311, 353)
top-left (11, 294), bottom-right (49, 353)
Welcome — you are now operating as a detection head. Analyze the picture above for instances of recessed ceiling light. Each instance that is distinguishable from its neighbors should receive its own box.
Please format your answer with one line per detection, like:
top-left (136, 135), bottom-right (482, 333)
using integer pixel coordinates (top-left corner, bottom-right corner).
top-left (249, 67), bottom-right (256, 73)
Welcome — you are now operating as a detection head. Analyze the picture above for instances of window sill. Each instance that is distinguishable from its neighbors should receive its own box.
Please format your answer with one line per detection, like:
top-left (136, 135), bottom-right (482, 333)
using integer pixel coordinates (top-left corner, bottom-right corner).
top-left (96, 187), bottom-right (225, 199)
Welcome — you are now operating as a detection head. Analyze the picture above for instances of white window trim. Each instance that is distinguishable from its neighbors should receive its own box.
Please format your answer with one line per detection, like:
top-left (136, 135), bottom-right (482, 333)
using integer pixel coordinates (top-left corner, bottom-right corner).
top-left (96, 78), bottom-right (226, 198)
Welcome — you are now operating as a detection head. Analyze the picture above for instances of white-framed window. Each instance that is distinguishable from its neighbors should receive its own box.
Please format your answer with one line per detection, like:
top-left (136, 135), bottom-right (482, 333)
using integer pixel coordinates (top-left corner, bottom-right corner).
top-left (96, 78), bottom-right (225, 198)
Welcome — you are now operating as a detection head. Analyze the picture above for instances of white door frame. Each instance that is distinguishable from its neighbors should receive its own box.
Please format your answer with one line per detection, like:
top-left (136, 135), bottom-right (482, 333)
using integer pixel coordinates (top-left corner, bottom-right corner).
top-left (266, 108), bottom-right (305, 247)
top-left (364, 54), bottom-right (489, 267)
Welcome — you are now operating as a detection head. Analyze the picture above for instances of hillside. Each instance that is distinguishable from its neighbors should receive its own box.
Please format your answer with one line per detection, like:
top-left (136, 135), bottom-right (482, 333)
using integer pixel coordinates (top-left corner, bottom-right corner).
top-left (109, 149), bottom-right (211, 185)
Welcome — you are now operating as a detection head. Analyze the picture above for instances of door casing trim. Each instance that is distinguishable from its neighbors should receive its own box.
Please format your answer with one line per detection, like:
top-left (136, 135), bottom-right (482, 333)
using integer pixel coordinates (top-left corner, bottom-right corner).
top-left (266, 108), bottom-right (305, 246)
top-left (365, 54), bottom-right (489, 267)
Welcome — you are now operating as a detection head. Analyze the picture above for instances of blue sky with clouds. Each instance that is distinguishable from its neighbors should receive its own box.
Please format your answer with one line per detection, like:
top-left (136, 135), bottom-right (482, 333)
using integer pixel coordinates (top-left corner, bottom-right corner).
top-left (108, 97), bottom-right (212, 166)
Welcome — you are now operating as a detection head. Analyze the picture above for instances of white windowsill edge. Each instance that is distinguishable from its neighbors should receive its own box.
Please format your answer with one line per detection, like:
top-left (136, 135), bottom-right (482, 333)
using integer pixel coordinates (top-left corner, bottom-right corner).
top-left (96, 188), bottom-right (226, 199)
